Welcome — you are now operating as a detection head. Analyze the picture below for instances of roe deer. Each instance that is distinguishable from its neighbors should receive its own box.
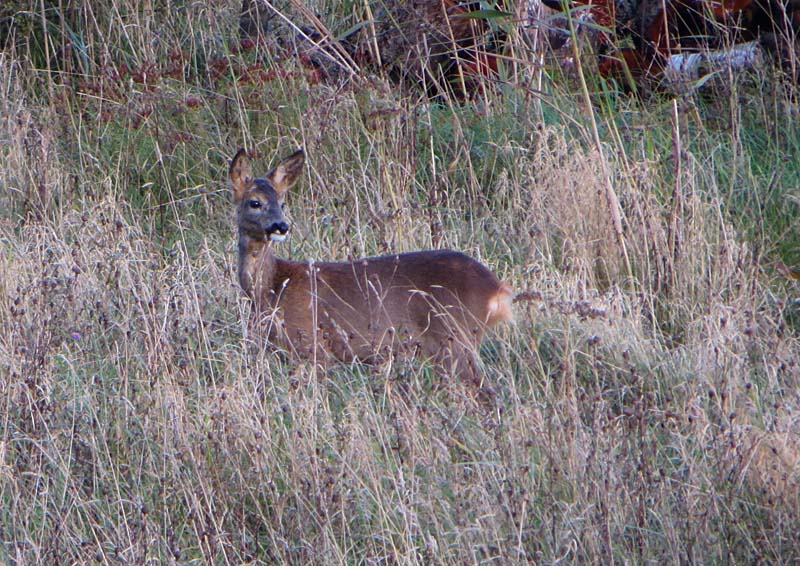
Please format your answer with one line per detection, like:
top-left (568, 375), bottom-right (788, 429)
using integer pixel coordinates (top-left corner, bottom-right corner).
top-left (230, 148), bottom-right (513, 386)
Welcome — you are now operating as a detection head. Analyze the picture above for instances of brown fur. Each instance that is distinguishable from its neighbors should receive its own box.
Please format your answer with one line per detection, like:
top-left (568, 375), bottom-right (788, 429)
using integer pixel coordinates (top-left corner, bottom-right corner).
top-left (230, 148), bottom-right (513, 384)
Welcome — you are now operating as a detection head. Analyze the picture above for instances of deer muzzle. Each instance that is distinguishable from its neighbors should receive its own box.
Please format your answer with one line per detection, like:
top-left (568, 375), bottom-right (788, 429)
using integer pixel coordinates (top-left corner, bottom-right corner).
top-left (265, 221), bottom-right (290, 242)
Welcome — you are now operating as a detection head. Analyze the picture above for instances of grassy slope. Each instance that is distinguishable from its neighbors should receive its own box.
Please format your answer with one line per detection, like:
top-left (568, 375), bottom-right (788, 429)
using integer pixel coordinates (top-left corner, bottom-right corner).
top-left (0, 1), bottom-right (798, 563)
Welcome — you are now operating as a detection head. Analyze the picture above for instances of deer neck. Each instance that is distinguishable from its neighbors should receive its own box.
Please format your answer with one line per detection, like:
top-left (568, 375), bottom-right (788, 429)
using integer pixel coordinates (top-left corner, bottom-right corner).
top-left (238, 233), bottom-right (279, 300)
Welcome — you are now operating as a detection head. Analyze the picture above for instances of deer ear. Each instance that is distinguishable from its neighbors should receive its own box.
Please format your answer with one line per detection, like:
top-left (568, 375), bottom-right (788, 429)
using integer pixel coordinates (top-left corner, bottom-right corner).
top-left (229, 148), bottom-right (253, 203)
top-left (266, 149), bottom-right (305, 195)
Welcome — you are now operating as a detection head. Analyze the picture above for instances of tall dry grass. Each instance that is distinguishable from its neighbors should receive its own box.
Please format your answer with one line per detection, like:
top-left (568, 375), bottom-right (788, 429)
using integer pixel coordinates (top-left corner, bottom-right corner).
top-left (0, 1), bottom-right (798, 563)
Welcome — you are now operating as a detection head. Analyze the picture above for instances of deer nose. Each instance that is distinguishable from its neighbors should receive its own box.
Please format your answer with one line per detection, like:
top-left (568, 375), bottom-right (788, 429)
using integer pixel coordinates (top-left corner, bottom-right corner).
top-left (265, 221), bottom-right (289, 235)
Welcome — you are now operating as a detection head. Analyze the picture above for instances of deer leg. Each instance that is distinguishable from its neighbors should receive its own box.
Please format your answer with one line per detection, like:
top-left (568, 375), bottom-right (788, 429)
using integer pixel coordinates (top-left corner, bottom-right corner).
top-left (426, 336), bottom-right (496, 400)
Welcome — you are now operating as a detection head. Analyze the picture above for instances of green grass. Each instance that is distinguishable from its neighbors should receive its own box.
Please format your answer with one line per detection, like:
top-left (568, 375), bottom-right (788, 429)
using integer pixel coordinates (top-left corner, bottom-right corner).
top-left (1, 1), bottom-right (799, 564)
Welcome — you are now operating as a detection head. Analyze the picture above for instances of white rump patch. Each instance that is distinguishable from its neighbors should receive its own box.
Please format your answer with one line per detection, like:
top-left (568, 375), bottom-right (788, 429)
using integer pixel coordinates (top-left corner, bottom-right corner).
top-left (487, 285), bottom-right (514, 325)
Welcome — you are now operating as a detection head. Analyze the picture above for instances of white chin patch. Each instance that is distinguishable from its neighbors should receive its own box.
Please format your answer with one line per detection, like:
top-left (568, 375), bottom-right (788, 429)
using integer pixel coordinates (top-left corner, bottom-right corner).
top-left (269, 233), bottom-right (287, 243)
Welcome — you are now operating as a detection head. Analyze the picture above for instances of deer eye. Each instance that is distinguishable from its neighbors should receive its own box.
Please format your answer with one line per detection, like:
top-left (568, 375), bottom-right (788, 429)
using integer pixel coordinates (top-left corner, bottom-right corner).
top-left (248, 199), bottom-right (262, 209)
top-left (280, 203), bottom-right (286, 210)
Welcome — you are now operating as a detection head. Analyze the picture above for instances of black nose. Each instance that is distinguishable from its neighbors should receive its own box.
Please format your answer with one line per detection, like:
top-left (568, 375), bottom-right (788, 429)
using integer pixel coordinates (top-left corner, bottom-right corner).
top-left (266, 221), bottom-right (289, 235)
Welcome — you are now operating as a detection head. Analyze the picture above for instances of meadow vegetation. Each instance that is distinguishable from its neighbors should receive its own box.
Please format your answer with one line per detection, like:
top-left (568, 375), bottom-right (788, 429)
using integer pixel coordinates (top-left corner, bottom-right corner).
top-left (0, 0), bottom-right (798, 563)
